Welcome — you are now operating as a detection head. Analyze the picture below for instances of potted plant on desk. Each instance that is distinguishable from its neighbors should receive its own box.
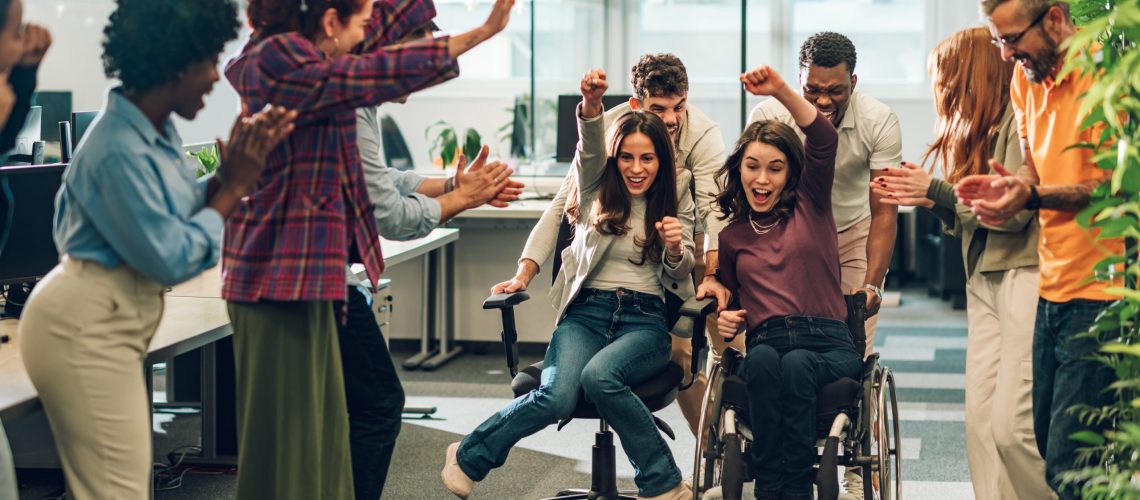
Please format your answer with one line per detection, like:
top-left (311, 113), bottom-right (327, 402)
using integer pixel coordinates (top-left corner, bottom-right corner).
top-left (426, 121), bottom-right (482, 169)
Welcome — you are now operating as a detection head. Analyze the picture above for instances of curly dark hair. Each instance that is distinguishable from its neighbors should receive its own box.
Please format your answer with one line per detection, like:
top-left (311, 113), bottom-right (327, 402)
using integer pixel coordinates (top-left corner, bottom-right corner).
top-left (102, 0), bottom-right (240, 93)
top-left (248, 0), bottom-right (366, 41)
top-left (798, 32), bottom-right (857, 74)
top-left (630, 53), bottom-right (689, 100)
top-left (716, 120), bottom-right (805, 223)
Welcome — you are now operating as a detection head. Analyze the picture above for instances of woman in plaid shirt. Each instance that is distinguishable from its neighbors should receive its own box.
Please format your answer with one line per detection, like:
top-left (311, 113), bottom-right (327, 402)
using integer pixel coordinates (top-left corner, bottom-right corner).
top-left (225, 0), bottom-right (515, 497)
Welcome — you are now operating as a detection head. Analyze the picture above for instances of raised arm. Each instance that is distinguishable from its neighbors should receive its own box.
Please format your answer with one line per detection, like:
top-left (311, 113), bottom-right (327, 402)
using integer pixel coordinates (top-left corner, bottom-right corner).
top-left (575, 68), bottom-right (610, 203)
top-left (359, 0), bottom-right (438, 54)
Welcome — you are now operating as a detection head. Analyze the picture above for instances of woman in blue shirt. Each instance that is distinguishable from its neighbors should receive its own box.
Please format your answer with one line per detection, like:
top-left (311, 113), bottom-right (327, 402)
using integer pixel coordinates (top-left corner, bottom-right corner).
top-left (16, 1), bottom-right (294, 498)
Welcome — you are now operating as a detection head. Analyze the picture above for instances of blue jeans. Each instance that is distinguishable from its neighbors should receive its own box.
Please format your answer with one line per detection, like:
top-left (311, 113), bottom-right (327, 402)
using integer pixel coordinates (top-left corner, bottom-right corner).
top-left (740, 316), bottom-right (863, 499)
top-left (457, 288), bottom-right (681, 497)
top-left (1033, 298), bottom-right (1116, 499)
top-left (336, 286), bottom-right (405, 500)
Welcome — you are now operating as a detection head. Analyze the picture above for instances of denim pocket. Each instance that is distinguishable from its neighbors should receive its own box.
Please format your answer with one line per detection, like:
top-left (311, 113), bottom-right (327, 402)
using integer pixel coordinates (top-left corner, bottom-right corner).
top-left (636, 298), bottom-right (667, 321)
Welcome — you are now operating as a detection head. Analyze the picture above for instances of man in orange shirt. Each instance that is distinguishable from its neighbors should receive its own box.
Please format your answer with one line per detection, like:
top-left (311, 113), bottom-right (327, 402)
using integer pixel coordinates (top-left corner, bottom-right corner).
top-left (958, 1), bottom-right (1122, 498)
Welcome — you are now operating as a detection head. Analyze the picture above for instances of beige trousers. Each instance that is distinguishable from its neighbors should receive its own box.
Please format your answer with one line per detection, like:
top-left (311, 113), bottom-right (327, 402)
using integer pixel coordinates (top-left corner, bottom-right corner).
top-left (672, 233), bottom-right (746, 436)
top-left (837, 216), bottom-right (878, 356)
top-left (19, 257), bottom-right (165, 500)
top-left (964, 267), bottom-right (1054, 500)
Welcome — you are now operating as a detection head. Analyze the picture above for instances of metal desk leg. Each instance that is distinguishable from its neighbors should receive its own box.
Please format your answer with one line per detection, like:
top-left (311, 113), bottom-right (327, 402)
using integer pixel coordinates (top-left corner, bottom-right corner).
top-left (422, 242), bottom-right (463, 370)
top-left (402, 251), bottom-right (438, 369)
top-left (181, 341), bottom-right (237, 467)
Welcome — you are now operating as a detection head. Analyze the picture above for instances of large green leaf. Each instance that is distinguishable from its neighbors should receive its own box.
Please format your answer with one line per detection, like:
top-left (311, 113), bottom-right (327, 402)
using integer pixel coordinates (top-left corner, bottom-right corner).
top-left (1070, 430), bottom-right (1107, 446)
top-left (463, 128), bottom-right (482, 161)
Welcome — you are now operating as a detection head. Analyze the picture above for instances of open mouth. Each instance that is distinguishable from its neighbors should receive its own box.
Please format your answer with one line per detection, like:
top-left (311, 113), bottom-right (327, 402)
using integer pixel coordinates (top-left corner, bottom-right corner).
top-left (627, 176), bottom-right (648, 190)
top-left (752, 187), bottom-right (773, 206)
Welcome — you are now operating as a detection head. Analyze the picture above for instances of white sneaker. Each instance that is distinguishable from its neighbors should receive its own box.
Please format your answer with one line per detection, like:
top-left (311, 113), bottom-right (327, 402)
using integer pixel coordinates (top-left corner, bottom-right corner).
top-left (838, 468), bottom-right (864, 500)
top-left (441, 442), bottom-right (473, 498)
top-left (700, 485), bottom-right (723, 500)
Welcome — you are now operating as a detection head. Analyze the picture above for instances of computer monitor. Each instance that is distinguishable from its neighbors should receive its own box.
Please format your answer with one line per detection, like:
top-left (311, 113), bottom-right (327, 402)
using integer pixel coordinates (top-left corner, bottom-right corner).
top-left (32, 91), bottom-right (71, 143)
top-left (71, 111), bottom-right (97, 149)
top-left (0, 163), bottom-right (64, 285)
top-left (554, 94), bottom-right (633, 163)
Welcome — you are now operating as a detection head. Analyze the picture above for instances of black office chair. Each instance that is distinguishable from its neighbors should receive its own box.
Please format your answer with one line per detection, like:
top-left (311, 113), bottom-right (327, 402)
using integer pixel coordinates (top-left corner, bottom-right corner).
top-left (482, 287), bottom-right (714, 500)
top-left (379, 113), bottom-right (414, 171)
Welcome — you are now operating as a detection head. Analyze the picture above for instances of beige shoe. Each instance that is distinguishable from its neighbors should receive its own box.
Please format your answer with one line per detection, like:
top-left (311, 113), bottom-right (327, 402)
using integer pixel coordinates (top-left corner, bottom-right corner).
top-left (441, 442), bottom-right (474, 498)
top-left (637, 481), bottom-right (694, 500)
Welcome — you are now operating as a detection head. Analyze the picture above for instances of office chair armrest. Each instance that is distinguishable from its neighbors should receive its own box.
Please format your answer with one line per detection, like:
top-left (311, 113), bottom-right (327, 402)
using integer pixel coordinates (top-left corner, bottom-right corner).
top-left (679, 296), bottom-right (716, 318)
top-left (482, 292), bottom-right (531, 309)
top-left (678, 297), bottom-right (714, 391)
top-left (482, 292), bottom-right (531, 378)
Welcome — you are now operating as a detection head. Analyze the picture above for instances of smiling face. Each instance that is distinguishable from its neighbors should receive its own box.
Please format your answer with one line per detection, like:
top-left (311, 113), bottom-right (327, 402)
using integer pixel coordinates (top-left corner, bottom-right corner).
top-left (321, 1), bottom-right (373, 59)
top-left (986, 2), bottom-right (1060, 84)
top-left (171, 58), bottom-right (220, 120)
top-left (616, 132), bottom-right (660, 197)
top-left (800, 63), bottom-right (856, 127)
top-left (740, 141), bottom-right (788, 213)
top-left (634, 93), bottom-right (687, 143)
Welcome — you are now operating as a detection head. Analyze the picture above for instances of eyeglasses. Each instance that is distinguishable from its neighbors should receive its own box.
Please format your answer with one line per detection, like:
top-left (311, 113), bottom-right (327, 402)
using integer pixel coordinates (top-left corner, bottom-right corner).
top-left (991, 6), bottom-right (1051, 48)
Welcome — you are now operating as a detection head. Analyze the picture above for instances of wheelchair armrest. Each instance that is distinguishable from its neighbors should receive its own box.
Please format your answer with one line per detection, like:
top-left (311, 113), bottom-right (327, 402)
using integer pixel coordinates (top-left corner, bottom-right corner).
top-left (482, 291), bottom-right (531, 309)
top-left (679, 296), bottom-right (717, 318)
top-left (482, 292), bottom-right (531, 378)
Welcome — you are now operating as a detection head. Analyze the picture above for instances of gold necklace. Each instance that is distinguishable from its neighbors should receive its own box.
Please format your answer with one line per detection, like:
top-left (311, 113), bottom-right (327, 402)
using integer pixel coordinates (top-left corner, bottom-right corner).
top-left (749, 213), bottom-right (781, 235)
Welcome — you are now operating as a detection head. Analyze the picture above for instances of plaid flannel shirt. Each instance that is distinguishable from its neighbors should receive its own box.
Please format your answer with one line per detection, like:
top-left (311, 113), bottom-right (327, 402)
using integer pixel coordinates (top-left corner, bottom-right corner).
top-left (222, 0), bottom-right (458, 302)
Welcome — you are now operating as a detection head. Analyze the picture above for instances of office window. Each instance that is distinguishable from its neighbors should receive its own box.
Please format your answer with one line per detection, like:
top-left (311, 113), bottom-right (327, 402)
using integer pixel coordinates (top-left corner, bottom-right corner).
top-left (635, 0), bottom-right (753, 145)
top-left (789, 0), bottom-right (927, 84)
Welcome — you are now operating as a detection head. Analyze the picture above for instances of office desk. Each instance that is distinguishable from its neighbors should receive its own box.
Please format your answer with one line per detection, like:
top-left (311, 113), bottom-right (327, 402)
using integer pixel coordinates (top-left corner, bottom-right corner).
top-left (0, 296), bottom-right (230, 423)
top-left (459, 199), bottom-right (551, 219)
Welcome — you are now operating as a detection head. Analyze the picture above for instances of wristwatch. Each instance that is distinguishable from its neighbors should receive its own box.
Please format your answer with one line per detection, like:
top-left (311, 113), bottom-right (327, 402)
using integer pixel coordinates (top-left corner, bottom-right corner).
top-left (861, 283), bottom-right (883, 301)
top-left (1025, 184), bottom-right (1041, 210)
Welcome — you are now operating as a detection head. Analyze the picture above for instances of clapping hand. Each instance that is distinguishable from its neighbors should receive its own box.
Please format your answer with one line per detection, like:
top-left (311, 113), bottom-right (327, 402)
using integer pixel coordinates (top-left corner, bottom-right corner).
top-left (872, 162), bottom-right (935, 208)
top-left (955, 160), bottom-right (1030, 225)
top-left (216, 104), bottom-right (297, 194)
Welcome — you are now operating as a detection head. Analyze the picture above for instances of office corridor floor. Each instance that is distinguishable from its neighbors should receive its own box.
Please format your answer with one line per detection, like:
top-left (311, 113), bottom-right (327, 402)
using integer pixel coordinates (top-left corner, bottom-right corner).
top-left (15, 288), bottom-right (976, 499)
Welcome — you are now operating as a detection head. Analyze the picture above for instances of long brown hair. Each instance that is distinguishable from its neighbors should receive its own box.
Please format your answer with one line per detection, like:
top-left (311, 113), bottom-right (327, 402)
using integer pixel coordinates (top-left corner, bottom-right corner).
top-left (567, 111), bottom-right (678, 265)
top-left (716, 120), bottom-right (805, 223)
top-left (921, 27), bottom-right (1014, 183)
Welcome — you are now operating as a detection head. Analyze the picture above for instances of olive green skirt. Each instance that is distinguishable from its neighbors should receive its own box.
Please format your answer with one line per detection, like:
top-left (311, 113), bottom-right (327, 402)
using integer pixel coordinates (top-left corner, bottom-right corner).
top-left (227, 300), bottom-right (353, 500)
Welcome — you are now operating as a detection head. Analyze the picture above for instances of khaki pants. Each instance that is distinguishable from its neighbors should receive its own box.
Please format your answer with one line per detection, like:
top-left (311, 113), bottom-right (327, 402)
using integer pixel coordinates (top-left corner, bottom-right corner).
top-left (19, 257), bottom-right (165, 500)
top-left (671, 233), bottom-right (746, 436)
top-left (838, 216), bottom-right (878, 356)
top-left (964, 267), bottom-right (1054, 500)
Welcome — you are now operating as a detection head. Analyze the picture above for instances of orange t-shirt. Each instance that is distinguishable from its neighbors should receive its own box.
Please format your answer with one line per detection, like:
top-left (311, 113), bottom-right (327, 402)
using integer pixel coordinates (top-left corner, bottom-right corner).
top-left (1011, 65), bottom-right (1124, 302)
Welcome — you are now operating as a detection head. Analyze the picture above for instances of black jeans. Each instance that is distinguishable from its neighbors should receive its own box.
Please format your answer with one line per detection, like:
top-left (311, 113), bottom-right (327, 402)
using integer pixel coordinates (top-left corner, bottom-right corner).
top-left (337, 286), bottom-right (406, 500)
top-left (740, 316), bottom-right (863, 500)
top-left (1033, 298), bottom-right (1116, 499)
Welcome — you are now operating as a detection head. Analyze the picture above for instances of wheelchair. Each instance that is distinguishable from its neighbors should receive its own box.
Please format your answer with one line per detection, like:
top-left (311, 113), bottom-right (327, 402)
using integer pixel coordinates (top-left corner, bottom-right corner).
top-left (691, 292), bottom-right (902, 500)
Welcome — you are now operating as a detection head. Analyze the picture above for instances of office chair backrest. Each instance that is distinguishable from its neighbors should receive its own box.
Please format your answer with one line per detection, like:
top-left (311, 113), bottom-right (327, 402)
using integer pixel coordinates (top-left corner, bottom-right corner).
top-left (379, 113), bottom-right (414, 171)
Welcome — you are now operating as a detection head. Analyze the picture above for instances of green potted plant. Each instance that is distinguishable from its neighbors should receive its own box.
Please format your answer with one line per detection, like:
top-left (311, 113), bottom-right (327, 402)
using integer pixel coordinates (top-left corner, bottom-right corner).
top-left (1057, 0), bottom-right (1140, 497)
top-left (426, 121), bottom-right (482, 169)
top-left (187, 144), bottom-right (219, 179)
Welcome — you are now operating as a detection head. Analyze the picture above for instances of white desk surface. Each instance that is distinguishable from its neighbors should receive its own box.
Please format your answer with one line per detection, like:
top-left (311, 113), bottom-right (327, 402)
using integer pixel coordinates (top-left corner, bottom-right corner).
top-left (0, 296), bottom-right (231, 421)
top-left (171, 228), bottom-right (460, 299)
top-left (459, 199), bottom-right (551, 219)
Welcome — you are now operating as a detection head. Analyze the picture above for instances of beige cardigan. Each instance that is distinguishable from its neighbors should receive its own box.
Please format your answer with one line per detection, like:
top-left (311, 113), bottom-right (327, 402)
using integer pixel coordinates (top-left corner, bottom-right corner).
top-left (924, 104), bottom-right (1040, 276)
top-left (548, 105), bottom-right (697, 320)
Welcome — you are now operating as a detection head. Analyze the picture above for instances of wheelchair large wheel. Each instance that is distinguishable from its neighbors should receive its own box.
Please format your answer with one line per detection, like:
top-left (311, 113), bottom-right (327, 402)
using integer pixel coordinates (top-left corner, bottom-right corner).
top-left (863, 367), bottom-right (902, 500)
top-left (692, 364), bottom-right (746, 500)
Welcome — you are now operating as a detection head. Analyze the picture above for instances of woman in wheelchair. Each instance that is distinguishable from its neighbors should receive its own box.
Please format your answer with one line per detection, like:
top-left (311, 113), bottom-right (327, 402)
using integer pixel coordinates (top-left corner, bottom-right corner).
top-left (441, 69), bottom-right (697, 500)
top-left (702, 65), bottom-right (864, 500)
